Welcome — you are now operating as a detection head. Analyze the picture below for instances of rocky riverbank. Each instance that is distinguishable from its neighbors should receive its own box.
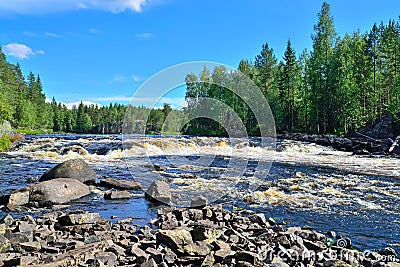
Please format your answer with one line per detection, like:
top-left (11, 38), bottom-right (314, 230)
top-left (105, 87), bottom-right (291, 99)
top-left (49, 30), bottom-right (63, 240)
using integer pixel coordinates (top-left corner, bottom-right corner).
top-left (0, 205), bottom-right (398, 267)
top-left (277, 132), bottom-right (398, 156)
top-left (0, 157), bottom-right (399, 266)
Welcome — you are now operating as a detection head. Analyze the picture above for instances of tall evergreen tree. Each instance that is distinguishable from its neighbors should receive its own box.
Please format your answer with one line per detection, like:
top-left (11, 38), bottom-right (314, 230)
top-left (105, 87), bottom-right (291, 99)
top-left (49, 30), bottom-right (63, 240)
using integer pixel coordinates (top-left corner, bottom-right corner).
top-left (308, 2), bottom-right (337, 133)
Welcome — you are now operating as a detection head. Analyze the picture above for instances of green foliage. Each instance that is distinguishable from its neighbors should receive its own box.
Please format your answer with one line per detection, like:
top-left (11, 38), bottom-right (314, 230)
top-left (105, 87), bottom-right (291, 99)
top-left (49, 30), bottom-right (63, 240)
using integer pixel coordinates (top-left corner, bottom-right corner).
top-left (0, 135), bottom-right (11, 152)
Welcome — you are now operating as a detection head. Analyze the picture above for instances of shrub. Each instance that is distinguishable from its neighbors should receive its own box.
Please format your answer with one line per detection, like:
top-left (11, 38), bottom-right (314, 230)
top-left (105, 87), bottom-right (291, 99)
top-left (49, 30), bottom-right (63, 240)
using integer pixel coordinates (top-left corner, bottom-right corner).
top-left (0, 135), bottom-right (12, 152)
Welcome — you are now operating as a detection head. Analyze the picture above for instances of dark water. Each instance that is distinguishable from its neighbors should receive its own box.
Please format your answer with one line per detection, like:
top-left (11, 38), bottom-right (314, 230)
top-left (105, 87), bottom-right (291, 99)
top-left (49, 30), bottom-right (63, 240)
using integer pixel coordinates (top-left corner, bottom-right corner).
top-left (0, 134), bottom-right (398, 254)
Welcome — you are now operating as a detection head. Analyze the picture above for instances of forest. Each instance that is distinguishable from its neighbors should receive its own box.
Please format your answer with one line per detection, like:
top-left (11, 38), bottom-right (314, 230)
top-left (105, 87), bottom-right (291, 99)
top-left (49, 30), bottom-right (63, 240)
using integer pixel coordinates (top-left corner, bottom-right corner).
top-left (185, 2), bottom-right (400, 135)
top-left (1, 2), bottom-right (400, 136)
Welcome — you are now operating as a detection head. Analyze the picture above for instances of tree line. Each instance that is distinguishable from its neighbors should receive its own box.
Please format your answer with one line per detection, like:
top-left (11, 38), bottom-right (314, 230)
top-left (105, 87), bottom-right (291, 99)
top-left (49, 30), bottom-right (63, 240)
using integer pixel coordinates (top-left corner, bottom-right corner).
top-left (185, 2), bottom-right (400, 135)
top-left (0, 47), bottom-right (178, 134)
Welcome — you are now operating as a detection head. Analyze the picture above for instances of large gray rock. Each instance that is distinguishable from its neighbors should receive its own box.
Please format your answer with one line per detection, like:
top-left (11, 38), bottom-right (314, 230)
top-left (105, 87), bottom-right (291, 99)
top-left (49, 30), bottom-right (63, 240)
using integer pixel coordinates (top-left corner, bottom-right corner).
top-left (40, 158), bottom-right (97, 185)
top-left (145, 180), bottom-right (171, 204)
top-left (29, 178), bottom-right (90, 205)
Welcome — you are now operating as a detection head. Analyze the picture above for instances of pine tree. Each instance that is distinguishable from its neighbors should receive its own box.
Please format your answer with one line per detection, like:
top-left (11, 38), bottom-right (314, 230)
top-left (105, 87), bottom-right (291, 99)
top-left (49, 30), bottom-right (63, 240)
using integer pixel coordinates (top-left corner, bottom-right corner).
top-left (308, 2), bottom-right (337, 133)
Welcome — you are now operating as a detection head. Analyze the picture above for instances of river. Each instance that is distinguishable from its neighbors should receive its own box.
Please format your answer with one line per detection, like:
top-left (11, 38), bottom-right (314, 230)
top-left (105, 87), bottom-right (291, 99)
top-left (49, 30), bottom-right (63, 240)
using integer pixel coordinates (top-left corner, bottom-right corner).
top-left (0, 134), bottom-right (399, 254)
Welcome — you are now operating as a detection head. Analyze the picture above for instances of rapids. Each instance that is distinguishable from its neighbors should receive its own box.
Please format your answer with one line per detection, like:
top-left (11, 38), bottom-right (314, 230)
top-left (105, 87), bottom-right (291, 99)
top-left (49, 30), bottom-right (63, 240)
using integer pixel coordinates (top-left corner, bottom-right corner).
top-left (0, 134), bottom-right (399, 253)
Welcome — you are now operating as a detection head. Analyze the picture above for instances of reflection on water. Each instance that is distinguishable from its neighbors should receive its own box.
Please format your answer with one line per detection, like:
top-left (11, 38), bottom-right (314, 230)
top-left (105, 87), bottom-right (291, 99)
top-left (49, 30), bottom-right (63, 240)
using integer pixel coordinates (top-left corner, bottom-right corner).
top-left (0, 134), bottom-right (399, 253)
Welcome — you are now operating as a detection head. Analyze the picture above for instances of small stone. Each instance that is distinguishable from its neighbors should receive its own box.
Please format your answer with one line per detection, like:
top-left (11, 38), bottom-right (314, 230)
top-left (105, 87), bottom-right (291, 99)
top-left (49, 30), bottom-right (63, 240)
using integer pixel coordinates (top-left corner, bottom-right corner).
top-left (0, 235), bottom-right (11, 253)
top-left (228, 234), bottom-right (240, 243)
top-left (156, 228), bottom-right (193, 250)
top-left (145, 247), bottom-right (163, 264)
top-left (267, 217), bottom-right (276, 226)
top-left (235, 251), bottom-right (261, 266)
top-left (95, 251), bottom-right (117, 267)
top-left (202, 254), bottom-right (215, 267)
top-left (19, 241), bottom-right (41, 252)
top-left (183, 241), bottom-right (213, 256)
top-left (8, 190), bottom-right (30, 207)
top-left (145, 180), bottom-right (171, 204)
top-left (58, 212), bottom-right (100, 226)
top-left (20, 255), bottom-right (39, 265)
top-left (190, 196), bottom-right (208, 208)
top-left (153, 165), bottom-right (166, 172)
top-left (248, 213), bottom-right (267, 225)
top-left (140, 258), bottom-right (157, 267)
top-left (303, 239), bottom-right (326, 251)
top-left (327, 231), bottom-right (337, 238)
top-left (131, 244), bottom-right (149, 264)
top-left (16, 221), bottom-right (36, 233)
top-left (100, 177), bottom-right (141, 190)
top-left (4, 231), bottom-right (33, 245)
top-left (104, 190), bottom-right (132, 200)
top-left (215, 249), bottom-right (234, 261)
top-left (164, 247), bottom-right (177, 264)
top-left (84, 235), bottom-right (100, 244)
top-left (1, 214), bottom-right (14, 226)
top-left (271, 256), bottom-right (290, 267)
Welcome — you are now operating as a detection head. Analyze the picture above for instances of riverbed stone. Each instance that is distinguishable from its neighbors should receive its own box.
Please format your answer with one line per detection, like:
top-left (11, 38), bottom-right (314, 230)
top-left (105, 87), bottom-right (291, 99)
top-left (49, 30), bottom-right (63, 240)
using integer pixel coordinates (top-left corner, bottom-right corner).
top-left (100, 177), bottom-right (141, 190)
top-left (19, 241), bottom-right (41, 252)
top-left (40, 158), bottom-right (98, 185)
top-left (58, 212), bottom-right (100, 226)
top-left (1, 215), bottom-right (14, 226)
top-left (190, 196), bottom-right (208, 208)
top-left (29, 178), bottom-right (90, 205)
top-left (104, 190), bottom-right (132, 200)
top-left (156, 228), bottom-right (193, 250)
top-left (145, 180), bottom-right (171, 204)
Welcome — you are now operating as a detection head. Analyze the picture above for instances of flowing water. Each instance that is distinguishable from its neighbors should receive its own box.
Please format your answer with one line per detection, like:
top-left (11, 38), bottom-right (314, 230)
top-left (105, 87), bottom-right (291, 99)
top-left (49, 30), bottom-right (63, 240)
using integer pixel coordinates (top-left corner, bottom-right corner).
top-left (0, 134), bottom-right (399, 254)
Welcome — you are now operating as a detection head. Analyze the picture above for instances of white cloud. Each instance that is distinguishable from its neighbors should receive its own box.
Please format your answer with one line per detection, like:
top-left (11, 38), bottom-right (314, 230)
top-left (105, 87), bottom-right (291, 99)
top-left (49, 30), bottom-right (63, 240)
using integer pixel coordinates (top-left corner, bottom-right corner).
top-left (64, 101), bottom-right (102, 110)
top-left (23, 31), bottom-right (37, 36)
top-left (77, 3), bottom-right (88, 9)
top-left (36, 50), bottom-right (45, 55)
top-left (45, 32), bottom-right (63, 38)
top-left (2, 43), bottom-right (40, 59)
top-left (132, 75), bottom-right (143, 82)
top-left (0, 0), bottom-right (149, 15)
top-left (135, 32), bottom-right (153, 40)
top-left (92, 95), bottom-right (187, 108)
top-left (89, 28), bottom-right (103, 34)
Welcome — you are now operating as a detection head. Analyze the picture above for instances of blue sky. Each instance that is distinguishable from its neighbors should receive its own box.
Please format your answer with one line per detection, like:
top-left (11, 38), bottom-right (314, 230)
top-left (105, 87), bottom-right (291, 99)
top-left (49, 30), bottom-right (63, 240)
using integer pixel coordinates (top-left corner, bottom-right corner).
top-left (1, 0), bottom-right (399, 108)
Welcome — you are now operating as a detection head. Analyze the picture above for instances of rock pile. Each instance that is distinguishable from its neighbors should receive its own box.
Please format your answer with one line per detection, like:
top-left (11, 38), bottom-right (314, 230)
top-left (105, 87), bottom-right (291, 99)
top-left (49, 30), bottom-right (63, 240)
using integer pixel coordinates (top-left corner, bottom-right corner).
top-left (0, 205), bottom-right (398, 267)
top-left (278, 133), bottom-right (393, 155)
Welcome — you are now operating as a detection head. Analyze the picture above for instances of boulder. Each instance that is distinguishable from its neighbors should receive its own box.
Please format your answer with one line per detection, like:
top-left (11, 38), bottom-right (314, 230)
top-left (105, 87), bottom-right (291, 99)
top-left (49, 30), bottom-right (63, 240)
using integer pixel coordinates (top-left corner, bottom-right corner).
top-left (40, 158), bottom-right (97, 185)
top-left (29, 178), bottom-right (90, 205)
top-left (145, 180), bottom-right (171, 204)
top-left (100, 178), bottom-right (141, 190)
